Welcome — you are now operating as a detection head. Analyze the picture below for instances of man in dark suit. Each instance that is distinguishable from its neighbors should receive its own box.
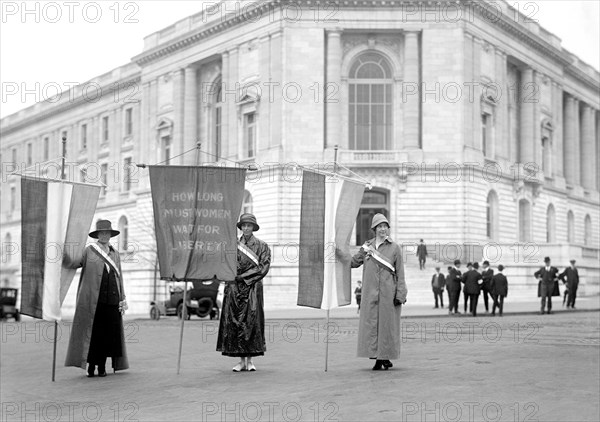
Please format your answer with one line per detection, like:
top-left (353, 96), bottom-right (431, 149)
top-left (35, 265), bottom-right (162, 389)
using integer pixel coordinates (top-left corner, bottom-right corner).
top-left (416, 239), bottom-right (428, 270)
top-left (447, 260), bottom-right (462, 315)
top-left (491, 265), bottom-right (508, 316)
top-left (431, 267), bottom-right (446, 309)
top-left (446, 266), bottom-right (453, 310)
top-left (481, 260), bottom-right (494, 313)
top-left (462, 262), bottom-right (482, 316)
top-left (559, 259), bottom-right (580, 309)
top-left (463, 262), bottom-right (473, 313)
top-left (534, 256), bottom-right (560, 314)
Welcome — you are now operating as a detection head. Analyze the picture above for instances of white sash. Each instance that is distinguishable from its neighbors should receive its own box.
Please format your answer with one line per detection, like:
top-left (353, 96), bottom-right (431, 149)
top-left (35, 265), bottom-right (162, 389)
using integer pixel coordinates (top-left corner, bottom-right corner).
top-left (237, 242), bottom-right (260, 267)
top-left (362, 243), bottom-right (395, 274)
top-left (90, 243), bottom-right (122, 280)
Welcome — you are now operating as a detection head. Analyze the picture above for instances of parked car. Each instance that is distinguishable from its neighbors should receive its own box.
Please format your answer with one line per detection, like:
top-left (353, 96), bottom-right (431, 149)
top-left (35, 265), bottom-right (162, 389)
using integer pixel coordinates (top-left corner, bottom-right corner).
top-left (0, 288), bottom-right (20, 321)
top-left (149, 280), bottom-right (220, 321)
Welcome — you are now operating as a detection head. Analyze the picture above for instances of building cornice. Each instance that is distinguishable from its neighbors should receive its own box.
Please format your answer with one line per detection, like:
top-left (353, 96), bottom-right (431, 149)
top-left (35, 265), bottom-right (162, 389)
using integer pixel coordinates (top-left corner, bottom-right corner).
top-left (1, 75), bottom-right (141, 136)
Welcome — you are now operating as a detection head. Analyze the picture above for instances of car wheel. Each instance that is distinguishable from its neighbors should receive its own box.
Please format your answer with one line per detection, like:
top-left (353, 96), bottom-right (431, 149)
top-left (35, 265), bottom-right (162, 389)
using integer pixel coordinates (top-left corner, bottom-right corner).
top-left (177, 303), bottom-right (191, 320)
top-left (150, 306), bottom-right (160, 321)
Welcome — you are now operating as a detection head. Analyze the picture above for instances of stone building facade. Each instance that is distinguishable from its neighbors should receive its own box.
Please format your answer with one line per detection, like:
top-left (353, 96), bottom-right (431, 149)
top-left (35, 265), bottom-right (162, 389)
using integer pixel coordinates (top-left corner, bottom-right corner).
top-left (1, 0), bottom-right (599, 314)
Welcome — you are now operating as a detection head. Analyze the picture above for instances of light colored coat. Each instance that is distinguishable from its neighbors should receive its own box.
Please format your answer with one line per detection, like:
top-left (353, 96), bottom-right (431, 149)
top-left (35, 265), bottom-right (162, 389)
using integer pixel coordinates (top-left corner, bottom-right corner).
top-left (64, 244), bottom-right (129, 370)
top-left (351, 237), bottom-right (407, 360)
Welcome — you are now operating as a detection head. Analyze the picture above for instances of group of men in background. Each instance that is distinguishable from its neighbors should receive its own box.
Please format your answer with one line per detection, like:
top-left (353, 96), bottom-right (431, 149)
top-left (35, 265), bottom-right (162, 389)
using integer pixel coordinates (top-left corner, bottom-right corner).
top-left (431, 257), bottom-right (580, 316)
top-left (432, 260), bottom-right (508, 316)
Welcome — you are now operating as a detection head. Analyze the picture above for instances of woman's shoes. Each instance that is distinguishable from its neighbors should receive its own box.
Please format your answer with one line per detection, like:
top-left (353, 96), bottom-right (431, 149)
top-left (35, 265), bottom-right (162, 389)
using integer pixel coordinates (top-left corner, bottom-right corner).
top-left (246, 361), bottom-right (256, 371)
top-left (372, 360), bottom-right (393, 370)
top-left (232, 362), bottom-right (246, 372)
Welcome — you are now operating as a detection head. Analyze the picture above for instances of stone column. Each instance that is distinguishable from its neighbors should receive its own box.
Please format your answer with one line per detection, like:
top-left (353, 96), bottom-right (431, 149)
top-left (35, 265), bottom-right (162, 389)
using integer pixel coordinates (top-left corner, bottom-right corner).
top-left (581, 104), bottom-right (596, 190)
top-left (519, 67), bottom-right (534, 163)
top-left (172, 68), bottom-right (184, 164)
top-left (552, 82), bottom-right (564, 177)
top-left (183, 66), bottom-right (198, 164)
top-left (494, 49), bottom-right (507, 159)
top-left (220, 51), bottom-right (230, 158)
top-left (403, 31), bottom-right (420, 148)
top-left (326, 29), bottom-right (342, 150)
top-left (563, 95), bottom-right (578, 185)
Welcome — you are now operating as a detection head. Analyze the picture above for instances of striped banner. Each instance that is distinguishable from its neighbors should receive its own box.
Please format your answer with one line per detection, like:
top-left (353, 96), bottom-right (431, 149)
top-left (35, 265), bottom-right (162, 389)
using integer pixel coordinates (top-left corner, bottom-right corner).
top-left (297, 170), bottom-right (364, 310)
top-left (20, 178), bottom-right (100, 321)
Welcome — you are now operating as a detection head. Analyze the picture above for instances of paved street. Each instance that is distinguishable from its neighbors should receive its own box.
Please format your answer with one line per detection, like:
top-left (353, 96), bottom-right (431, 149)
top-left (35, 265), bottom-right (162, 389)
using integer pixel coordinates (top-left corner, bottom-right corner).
top-left (1, 305), bottom-right (599, 422)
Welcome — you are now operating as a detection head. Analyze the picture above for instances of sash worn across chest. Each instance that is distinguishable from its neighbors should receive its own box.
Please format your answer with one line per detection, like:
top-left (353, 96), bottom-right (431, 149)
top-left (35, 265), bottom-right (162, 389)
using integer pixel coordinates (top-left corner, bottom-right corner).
top-left (90, 243), bottom-right (122, 280)
top-left (237, 242), bottom-right (260, 267)
top-left (363, 243), bottom-right (395, 274)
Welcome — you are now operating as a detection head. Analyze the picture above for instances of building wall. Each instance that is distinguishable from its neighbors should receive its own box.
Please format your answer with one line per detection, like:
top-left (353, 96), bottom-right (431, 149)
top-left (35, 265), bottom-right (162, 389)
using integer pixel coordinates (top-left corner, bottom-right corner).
top-left (2, 1), bottom-right (599, 314)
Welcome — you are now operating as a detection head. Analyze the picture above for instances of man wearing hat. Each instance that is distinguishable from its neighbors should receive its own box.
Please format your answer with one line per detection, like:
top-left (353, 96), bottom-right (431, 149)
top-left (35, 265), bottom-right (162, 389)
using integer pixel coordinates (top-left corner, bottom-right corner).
top-left (462, 262), bottom-right (482, 316)
top-left (447, 260), bottom-right (462, 315)
top-left (416, 239), bottom-right (428, 270)
top-left (481, 260), bottom-right (494, 313)
top-left (462, 262), bottom-right (473, 314)
top-left (559, 260), bottom-right (580, 309)
top-left (534, 257), bottom-right (560, 314)
top-left (65, 220), bottom-right (129, 377)
top-left (490, 265), bottom-right (508, 316)
top-left (431, 267), bottom-right (445, 309)
top-left (217, 213), bottom-right (271, 372)
top-left (351, 213), bottom-right (407, 370)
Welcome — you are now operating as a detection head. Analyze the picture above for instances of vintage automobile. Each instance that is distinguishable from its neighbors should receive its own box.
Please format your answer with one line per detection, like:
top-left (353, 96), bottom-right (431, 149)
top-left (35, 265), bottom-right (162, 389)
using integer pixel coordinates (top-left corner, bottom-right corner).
top-left (149, 280), bottom-right (220, 321)
top-left (0, 288), bottom-right (20, 321)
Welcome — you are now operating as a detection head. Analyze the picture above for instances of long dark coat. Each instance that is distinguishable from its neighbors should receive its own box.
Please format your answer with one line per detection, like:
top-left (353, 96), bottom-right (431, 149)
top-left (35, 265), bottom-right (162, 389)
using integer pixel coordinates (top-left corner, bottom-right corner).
top-left (534, 266), bottom-right (560, 297)
top-left (447, 267), bottom-right (462, 293)
top-left (65, 244), bottom-right (129, 370)
top-left (491, 273), bottom-right (508, 297)
top-left (217, 234), bottom-right (271, 357)
top-left (462, 269), bottom-right (482, 295)
top-left (559, 267), bottom-right (579, 290)
top-left (351, 237), bottom-right (408, 360)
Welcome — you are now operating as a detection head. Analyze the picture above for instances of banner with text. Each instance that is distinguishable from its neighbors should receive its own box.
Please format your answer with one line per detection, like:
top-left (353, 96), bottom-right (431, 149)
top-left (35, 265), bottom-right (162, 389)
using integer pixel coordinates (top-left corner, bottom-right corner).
top-left (149, 166), bottom-right (246, 281)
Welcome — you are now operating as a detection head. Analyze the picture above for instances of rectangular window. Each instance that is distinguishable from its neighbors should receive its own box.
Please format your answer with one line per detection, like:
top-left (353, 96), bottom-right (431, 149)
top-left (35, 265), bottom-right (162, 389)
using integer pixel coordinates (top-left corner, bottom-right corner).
top-left (81, 124), bottom-right (88, 150)
top-left (102, 116), bottom-right (109, 142)
top-left (43, 137), bottom-right (49, 161)
top-left (10, 186), bottom-right (16, 212)
top-left (161, 135), bottom-right (171, 164)
top-left (27, 143), bottom-right (32, 166)
top-left (125, 108), bottom-right (133, 136)
top-left (244, 112), bottom-right (256, 158)
top-left (123, 157), bottom-right (132, 192)
top-left (481, 113), bottom-right (490, 156)
top-left (101, 163), bottom-right (108, 196)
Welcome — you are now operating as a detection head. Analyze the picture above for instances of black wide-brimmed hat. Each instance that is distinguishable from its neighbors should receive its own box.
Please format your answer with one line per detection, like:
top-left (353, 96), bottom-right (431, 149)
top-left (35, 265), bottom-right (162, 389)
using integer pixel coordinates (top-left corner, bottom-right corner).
top-left (89, 219), bottom-right (120, 238)
top-left (237, 213), bottom-right (260, 231)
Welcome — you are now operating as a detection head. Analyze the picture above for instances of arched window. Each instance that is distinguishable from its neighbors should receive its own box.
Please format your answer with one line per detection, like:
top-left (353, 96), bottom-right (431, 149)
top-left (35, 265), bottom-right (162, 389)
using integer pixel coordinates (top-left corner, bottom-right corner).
top-left (486, 190), bottom-right (499, 240)
top-left (241, 190), bottom-right (253, 215)
top-left (118, 216), bottom-right (128, 251)
top-left (584, 214), bottom-right (592, 246)
top-left (518, 199), bottom-right (531, 242)
top-left (546, 204), bottom-right (556, 243)
top-left (356, 188), bottom-right (389, 245)
top-left (567, 210), bottom-right (575, 243)
top-left (348, 52), bottom-right (393, 151)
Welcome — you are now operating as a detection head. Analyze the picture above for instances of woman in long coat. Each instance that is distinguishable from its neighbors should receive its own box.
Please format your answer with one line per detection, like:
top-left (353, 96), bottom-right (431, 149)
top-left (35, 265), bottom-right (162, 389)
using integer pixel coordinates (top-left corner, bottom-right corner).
top-left (351, 213), bottom-right (407, 370)
top-left (65, 220), bottom-right (129, 377)
top-left (217, 213), bottom-right (271, 372)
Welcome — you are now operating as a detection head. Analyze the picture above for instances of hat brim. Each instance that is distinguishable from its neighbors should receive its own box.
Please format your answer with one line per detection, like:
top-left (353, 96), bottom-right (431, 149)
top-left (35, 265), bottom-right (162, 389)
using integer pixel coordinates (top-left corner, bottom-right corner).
top-left (237, 222), bottom-right (260, 231)
top-left (89, 229), bottom-right (120, 239)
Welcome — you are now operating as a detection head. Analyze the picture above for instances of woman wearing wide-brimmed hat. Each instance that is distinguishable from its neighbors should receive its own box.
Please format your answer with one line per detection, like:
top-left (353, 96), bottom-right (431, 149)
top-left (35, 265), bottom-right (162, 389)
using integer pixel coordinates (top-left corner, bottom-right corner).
top-left (217, 213), bottom-right (271, 372)
top-left (351, 213), bottom-right (407, 370)
top-left (65, 219), bottom-right (129, 377)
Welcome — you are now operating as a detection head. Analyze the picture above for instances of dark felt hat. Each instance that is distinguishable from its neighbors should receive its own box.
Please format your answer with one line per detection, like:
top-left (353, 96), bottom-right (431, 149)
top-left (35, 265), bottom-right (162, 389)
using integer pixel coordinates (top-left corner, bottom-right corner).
top-left (237, 213), bottom-right (260, 231)
top-left (89, 219), bottom-right (120, 238)
top-left (544, 256), bottom-right (551, 263)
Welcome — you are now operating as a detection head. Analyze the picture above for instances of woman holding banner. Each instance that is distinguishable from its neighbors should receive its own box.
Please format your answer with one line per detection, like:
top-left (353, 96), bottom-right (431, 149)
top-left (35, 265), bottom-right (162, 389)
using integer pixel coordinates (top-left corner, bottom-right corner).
top-left (64, 220), bottom-right (129, 377)
top-left (217, 213), bottom-right (271, 372)
top-left (351, 213), bottom-right (407, 370)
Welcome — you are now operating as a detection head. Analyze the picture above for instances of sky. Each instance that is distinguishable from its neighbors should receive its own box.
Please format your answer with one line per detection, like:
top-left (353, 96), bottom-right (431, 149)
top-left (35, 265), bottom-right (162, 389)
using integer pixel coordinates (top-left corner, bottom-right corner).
top-left (1, 0), bottom-right (599, 119)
